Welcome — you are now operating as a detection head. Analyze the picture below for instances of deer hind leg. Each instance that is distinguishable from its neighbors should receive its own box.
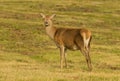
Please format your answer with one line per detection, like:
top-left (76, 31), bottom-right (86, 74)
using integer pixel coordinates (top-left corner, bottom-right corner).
top-left (85, 49), bottom-right (92, 71)
top-left (78, 38), bottom-right (92, 71)
top-left (75, 35), bottom-right (92, 71)
top-left (83, 35), bottom-right (92, 71)
top-left (85, 44), bottom-right (92, 70)
top-left (80, 47), bottom-right (92, 71)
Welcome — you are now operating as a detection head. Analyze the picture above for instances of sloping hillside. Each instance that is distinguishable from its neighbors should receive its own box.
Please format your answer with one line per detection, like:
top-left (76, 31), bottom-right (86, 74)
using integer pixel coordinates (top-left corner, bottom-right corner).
top-left (0, 0), bottom-right (120, 81)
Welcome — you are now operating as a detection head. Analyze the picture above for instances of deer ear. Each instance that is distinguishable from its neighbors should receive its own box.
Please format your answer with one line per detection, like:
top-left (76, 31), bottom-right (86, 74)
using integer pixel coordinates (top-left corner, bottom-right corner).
top-left (40, 13), bottom-right (45, 19)
top-left (50, 14), bottom-right (56, 19)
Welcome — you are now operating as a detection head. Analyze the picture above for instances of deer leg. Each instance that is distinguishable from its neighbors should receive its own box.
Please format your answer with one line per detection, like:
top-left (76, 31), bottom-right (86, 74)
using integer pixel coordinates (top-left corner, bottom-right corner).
top-left (59, 45), bottom-right (65, 69)
top-left (84, 49), bottom-right (92, 71)
top-left (87, 51), bottom-right (92, 71)
top-left (64, 48), bottom-right (67, 68)
top-left (86, 37), bottom-right (92, 71)
top-left (80, 48), bottom-right (92, 71)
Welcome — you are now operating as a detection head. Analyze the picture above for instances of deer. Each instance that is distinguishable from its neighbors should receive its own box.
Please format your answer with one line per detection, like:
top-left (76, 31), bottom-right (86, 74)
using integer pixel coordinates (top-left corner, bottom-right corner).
top-left (40, 13), bottom-right (92, 71)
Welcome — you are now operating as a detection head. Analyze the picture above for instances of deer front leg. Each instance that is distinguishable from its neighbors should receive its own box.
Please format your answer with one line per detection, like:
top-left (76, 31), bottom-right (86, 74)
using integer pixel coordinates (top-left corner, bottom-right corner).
top-left (64, 48), bottom-right (67, 68)
top-left (59, 45), bottom-right (65, 69)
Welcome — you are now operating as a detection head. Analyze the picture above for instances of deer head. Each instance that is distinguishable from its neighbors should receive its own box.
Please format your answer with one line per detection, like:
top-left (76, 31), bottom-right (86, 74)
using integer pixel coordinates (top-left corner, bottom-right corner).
top-left (40, 13), bottom-right (56, 27)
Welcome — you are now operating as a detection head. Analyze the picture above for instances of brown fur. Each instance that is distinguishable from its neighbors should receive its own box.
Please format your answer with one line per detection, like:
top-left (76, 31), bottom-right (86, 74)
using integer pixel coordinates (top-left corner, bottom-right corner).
top-left (54, 28), bottom-right (91, 50)
top-left (40, 13), bottom-right (92, 71)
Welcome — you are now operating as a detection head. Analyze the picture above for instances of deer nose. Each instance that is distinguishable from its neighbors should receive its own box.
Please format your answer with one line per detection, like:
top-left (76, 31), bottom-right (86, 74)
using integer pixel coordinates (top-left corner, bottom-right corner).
top-left (45, 22), bottom-right (49, 26)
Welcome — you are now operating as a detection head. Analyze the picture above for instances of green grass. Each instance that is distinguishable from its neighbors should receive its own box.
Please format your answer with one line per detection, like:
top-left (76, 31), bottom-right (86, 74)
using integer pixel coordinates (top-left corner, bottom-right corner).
top-left (0, 0), bottom-right (120, 81)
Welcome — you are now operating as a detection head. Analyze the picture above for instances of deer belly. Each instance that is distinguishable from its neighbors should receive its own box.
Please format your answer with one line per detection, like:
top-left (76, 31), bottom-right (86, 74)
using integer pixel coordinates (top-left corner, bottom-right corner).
top-left (66, 44), bottom-right (79, 51)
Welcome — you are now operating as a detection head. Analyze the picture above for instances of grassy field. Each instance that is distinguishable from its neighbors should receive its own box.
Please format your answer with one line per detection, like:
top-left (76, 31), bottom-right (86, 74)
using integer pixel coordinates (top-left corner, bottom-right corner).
top-left (0, 0), bottom-right (120, 81)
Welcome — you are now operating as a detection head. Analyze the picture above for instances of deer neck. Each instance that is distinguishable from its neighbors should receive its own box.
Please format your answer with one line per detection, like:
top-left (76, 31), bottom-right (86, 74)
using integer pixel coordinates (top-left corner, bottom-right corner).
top-left (45, 25), bottom-right (56, 39)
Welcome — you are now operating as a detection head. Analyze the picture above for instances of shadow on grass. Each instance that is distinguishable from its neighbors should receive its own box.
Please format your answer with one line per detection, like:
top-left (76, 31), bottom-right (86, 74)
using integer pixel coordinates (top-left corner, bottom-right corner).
top-left (96, 63), bottom-right (120, 70)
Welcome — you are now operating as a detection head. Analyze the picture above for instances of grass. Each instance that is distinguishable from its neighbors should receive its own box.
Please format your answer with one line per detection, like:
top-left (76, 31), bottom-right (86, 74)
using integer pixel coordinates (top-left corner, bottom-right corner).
top-left (0, 0), bottom-right (120, 81)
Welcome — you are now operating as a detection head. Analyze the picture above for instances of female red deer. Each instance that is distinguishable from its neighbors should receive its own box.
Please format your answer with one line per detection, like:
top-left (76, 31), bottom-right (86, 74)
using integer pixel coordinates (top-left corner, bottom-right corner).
top-left (40, 13), bottom-right (92, 71)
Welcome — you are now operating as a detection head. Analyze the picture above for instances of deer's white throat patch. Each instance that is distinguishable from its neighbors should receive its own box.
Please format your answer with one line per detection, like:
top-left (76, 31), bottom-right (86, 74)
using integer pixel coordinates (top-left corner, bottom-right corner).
top-left (46, 26), bottom-right (56, 39)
